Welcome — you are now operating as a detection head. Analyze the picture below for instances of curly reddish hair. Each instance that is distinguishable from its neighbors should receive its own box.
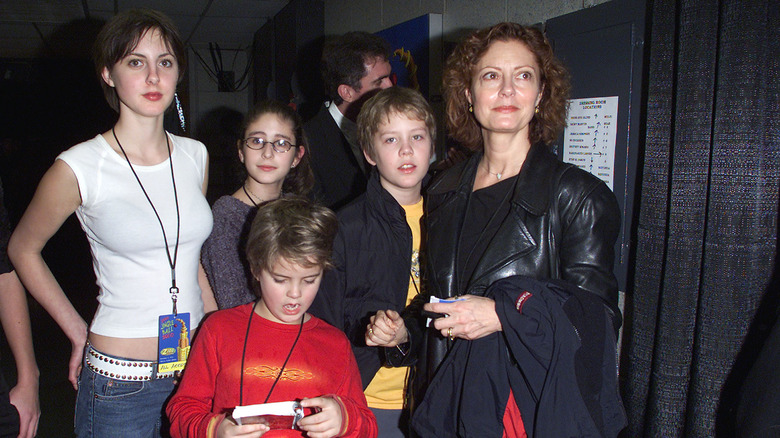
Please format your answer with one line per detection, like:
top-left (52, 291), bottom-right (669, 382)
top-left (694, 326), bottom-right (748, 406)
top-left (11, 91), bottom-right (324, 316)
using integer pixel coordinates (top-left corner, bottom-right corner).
top-left (443, 23), bottom-right (571, 149)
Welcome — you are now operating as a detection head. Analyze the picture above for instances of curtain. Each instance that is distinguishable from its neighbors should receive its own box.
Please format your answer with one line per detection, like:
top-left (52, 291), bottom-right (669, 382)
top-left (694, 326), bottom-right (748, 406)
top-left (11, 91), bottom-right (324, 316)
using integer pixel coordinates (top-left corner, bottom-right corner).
top-left (623, 0), bottom-right (779, 436)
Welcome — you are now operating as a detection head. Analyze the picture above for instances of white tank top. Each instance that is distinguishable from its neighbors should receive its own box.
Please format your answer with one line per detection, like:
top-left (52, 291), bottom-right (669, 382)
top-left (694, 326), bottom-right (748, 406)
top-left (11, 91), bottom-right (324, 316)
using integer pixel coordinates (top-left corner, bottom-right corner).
top-left (58, 133), bottom-right (213, 338)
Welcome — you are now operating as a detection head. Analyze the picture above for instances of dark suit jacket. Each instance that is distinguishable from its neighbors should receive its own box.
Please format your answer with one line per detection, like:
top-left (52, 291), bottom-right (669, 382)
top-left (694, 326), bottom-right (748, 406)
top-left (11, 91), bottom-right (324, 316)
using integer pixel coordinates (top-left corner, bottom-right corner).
top-left (303, 105), bottom-right (368, 210)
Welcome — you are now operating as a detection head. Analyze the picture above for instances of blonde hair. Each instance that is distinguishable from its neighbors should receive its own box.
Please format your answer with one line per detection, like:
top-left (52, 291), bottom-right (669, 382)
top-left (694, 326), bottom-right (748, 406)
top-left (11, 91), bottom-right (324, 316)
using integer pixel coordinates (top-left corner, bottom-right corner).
top-left (357, 87), bottom-right (436, 160)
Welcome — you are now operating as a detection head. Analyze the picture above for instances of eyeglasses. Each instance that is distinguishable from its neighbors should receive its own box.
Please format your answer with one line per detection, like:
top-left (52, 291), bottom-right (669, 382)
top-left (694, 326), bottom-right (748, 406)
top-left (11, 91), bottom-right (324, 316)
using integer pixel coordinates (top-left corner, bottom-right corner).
top-left (243, 137), bottom-right (296, 153)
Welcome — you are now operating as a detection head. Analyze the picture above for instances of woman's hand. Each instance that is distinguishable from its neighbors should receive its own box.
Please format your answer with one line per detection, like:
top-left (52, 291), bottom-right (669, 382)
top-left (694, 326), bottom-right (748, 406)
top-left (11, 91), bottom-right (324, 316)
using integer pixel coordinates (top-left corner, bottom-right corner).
top-left (424, 295), bottom-right (502, 340)
top-left (9, 379), bottom-right (39, 438)
top-left (68, 327), bottom-right (88, 390)
top-left (365, 310), bottom-right (408, 347)
top-left (0, 270), bottom-right (40, 438)
top-left (216, 416), bottom-right (269, 437)
top-left (297, 396), bottom-right (343, 438)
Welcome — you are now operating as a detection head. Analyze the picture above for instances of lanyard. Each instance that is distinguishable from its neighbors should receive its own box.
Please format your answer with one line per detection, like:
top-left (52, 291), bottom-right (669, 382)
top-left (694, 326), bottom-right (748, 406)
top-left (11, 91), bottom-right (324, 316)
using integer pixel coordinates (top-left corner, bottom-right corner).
top-left (239, 300), bottom-right (304, 406)
top-left (113, 128), bottom-right (182, 315)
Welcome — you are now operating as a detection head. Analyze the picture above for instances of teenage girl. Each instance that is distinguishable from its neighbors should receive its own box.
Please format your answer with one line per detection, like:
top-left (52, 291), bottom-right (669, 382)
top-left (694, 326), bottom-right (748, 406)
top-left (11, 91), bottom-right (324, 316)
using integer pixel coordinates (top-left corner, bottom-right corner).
top-left (200, 99), bottom-right (314, 309)
top-left (8, 9), bottom-right (214, 436)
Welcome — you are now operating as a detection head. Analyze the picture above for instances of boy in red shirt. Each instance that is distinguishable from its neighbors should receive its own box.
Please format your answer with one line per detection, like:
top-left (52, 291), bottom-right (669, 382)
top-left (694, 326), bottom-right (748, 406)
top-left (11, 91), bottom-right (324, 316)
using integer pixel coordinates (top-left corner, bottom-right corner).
top-left (167, 197), bottom-right (377, 438)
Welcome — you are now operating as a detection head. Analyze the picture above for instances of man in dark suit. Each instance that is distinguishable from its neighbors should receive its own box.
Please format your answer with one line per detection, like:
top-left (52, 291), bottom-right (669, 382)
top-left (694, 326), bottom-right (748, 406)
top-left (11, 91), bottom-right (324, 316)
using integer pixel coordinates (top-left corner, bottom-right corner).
top-left (304, 32), bottom-right (393, 209)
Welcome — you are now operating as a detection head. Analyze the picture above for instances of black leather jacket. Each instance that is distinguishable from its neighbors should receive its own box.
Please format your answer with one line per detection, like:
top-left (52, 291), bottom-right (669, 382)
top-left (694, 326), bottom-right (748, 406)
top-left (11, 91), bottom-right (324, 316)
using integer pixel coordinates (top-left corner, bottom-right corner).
top-left (409, 143), bottom-right (621, 396)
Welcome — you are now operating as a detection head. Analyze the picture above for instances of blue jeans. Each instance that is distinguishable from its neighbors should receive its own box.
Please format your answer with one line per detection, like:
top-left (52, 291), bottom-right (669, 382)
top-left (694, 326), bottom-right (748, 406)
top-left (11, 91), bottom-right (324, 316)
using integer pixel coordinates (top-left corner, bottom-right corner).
top-left (74, 361), bottom-right (175, 437)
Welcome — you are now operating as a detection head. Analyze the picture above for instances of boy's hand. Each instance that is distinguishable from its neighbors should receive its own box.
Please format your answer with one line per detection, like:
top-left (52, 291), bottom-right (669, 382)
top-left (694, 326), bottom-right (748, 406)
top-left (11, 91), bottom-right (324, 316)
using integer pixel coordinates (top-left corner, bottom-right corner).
top-left (297, 396), bottom-right (343, 438)
top-left (216, 416), bottom-right (269, 438)
top-left (365, 309), bottom-right (408, 347)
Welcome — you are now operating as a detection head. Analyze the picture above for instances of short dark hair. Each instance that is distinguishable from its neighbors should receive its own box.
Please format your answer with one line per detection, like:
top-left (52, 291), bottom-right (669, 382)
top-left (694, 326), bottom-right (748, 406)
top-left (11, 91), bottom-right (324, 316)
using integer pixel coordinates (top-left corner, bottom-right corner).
top-left (358, 87), bottom-right (436, 160)
top-left (321, 32), bottom-right (390, 106)
top-left (246, 197), bottom-right (338, 278)
top-left (443, 22), bottom-right (570, 149)
top-left (238, 100), bottom-right (314, 197)
top-left (93, 8), bottom-right (186, 112)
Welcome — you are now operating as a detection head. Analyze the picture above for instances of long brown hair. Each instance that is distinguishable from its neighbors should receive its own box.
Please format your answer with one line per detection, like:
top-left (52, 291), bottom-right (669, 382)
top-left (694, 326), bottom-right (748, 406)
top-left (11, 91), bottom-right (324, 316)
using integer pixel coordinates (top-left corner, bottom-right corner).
top-left (239, 100), bottom-right (314, 197)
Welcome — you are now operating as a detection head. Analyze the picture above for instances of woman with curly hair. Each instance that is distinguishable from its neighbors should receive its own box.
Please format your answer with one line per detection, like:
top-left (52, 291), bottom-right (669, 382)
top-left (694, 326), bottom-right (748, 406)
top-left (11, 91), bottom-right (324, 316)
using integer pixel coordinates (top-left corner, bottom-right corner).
top-left (406, 22), bottom-right (624, 436)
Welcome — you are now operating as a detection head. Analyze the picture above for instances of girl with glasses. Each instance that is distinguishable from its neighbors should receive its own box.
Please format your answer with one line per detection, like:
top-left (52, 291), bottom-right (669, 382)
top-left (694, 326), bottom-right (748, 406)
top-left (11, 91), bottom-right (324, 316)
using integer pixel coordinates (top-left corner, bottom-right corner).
top-left (201, 100), bottom-right (314, 310)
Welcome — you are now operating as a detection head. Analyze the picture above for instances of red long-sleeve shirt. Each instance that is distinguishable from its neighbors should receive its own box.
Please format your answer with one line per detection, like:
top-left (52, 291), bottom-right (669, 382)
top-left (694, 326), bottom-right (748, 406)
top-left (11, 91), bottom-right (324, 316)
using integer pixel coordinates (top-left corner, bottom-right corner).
top-left (167, 304), bottom-right (377, 437)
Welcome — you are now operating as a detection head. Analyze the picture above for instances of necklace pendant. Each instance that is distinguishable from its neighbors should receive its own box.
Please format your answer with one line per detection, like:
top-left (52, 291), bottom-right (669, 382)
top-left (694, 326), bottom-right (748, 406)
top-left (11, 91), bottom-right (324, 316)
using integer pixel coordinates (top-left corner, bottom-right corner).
top-left (496, 173), bottom-right (502, 180)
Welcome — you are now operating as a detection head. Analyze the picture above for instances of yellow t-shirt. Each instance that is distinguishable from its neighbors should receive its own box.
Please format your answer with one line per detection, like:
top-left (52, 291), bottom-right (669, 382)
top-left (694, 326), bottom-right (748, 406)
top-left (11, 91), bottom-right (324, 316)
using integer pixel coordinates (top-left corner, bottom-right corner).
top-left (363, 197), bottom-right (423, 409)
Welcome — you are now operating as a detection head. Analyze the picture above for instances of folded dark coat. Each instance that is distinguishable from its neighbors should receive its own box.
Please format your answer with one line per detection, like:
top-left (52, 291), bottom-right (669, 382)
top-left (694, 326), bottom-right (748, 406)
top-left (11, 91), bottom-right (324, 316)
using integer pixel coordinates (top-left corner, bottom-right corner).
top-left (412, 275), bottom-right (626, 438)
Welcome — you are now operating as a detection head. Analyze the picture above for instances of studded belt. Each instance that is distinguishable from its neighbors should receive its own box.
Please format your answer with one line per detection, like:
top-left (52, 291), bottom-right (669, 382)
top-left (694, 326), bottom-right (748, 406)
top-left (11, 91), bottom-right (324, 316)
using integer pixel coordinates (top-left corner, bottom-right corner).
top-left (85, 344), bottom-right (174, 381)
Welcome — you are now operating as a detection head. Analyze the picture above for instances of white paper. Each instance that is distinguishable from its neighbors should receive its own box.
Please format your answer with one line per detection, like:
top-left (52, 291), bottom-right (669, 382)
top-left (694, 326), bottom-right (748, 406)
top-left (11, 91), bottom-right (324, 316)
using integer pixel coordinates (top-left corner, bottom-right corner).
top-left (426, 296), bottom-right (464, 327)
top-left (233, 401), bottom-right (298, 417)
top-left (563, 97), bottom-right (619, 191)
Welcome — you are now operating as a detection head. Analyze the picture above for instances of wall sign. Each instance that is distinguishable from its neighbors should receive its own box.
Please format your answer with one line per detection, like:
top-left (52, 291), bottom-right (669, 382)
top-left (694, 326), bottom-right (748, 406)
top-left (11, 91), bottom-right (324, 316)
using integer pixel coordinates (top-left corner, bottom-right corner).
top-left (562, 96), bottom-right (619, 190)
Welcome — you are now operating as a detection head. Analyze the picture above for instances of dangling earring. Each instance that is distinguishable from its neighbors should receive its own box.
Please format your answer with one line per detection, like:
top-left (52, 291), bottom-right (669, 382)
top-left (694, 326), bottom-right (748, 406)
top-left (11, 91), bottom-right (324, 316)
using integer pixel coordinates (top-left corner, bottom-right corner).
top-left (534, 106), bottom-right (539, 114)
top-left (468, 104), bottom-right (473, 113)
top-left (291, 164), bottom-right (296, 169)
top-left (175, 93), bottom-right (186, 132)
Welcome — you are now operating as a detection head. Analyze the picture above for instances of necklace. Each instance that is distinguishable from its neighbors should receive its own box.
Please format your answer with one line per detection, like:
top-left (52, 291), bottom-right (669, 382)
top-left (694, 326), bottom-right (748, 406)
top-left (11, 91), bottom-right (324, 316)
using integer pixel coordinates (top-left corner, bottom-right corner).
top-left (112, 127), bottom-right (182, 314)
top-left (242, 184), bottom-right (262, 208)
top-left (242, 183), bottom-right (283, 208)
top-left (482, 163), bottom-right (503, 180)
